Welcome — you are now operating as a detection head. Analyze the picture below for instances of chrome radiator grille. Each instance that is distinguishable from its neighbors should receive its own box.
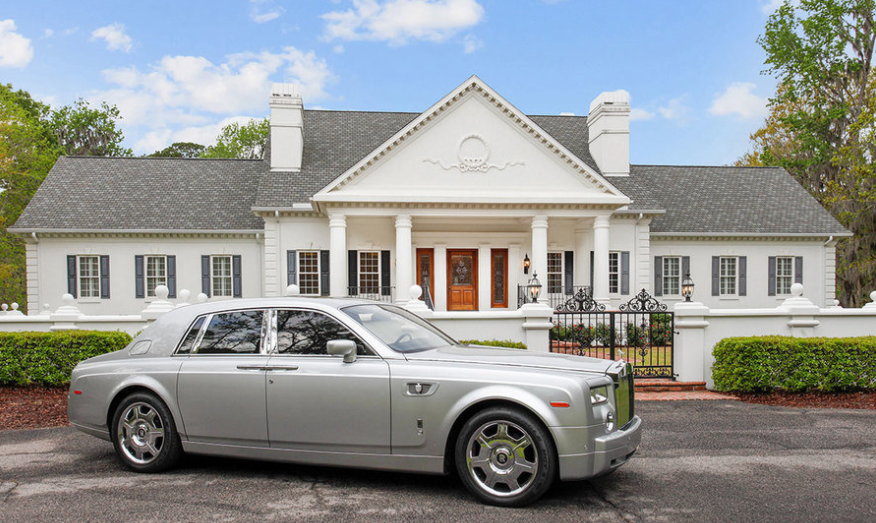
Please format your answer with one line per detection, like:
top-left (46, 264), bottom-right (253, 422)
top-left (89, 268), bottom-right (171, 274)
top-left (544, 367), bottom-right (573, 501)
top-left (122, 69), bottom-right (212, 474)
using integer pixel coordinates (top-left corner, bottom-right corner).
top-left (613, 363), bottom-right (635, 429)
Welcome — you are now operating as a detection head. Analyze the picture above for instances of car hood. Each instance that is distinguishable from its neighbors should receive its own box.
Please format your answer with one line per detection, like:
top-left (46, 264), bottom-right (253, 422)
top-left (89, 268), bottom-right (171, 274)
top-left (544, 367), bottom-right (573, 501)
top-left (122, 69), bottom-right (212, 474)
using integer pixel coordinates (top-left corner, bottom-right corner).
top-left (403, 345), bottom-right (618, 375)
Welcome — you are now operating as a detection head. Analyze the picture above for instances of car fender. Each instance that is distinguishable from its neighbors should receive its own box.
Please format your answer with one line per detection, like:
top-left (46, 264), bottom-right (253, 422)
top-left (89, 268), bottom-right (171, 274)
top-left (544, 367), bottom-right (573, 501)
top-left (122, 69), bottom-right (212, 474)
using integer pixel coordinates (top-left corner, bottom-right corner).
top-left (106, 370), bottom-right (187, 438)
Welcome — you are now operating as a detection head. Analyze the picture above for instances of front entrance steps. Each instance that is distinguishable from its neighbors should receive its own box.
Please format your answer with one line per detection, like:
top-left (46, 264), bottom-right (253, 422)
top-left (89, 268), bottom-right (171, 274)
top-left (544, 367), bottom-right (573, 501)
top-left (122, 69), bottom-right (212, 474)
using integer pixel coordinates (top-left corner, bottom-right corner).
top-left (634, 379), bottom-right (706, 393)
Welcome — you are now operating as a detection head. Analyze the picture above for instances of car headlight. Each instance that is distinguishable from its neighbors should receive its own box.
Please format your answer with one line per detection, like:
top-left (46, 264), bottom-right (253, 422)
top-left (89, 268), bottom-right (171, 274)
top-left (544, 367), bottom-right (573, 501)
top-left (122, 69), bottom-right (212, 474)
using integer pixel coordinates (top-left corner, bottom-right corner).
top-left (590, 385), bottom-right (609, 406)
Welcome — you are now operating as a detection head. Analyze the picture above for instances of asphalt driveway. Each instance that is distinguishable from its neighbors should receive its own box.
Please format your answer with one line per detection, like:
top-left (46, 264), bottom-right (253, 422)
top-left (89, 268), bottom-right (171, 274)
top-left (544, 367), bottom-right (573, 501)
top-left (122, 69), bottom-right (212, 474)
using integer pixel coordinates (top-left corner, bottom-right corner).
top-left (1, 401), bottom-right (874, 523)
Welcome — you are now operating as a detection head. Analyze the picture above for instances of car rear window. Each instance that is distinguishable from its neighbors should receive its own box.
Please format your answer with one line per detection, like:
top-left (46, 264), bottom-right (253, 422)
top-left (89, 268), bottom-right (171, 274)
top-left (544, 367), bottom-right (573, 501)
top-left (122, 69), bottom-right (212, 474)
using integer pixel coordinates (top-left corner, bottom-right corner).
top-left (176, 317), bottom-right (204, 355)
top-left (197, 310), bottom-right (265, 354)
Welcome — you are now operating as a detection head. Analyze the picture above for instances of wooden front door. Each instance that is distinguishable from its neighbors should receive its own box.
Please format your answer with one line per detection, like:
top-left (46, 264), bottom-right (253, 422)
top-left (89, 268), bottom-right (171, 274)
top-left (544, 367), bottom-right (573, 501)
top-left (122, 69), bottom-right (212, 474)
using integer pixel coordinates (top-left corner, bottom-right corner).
top-left (447, 249), bottom-right (478, 311)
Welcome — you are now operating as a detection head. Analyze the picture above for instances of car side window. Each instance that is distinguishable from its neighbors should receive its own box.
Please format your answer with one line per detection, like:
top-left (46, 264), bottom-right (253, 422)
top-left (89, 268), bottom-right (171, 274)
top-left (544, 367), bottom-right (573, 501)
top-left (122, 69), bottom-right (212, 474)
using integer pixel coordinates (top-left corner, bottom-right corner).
top-left (276, 310), bottom-right (372, 356)
top-left (196, 310), bottom-right (265, 355)
top-left (176, 317), bottom-right (205, 354)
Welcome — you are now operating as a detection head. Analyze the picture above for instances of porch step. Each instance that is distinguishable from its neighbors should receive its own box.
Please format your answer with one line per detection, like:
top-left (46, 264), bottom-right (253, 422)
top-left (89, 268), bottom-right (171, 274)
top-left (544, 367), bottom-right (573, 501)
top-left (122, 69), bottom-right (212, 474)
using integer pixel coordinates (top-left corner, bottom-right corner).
top-left (634, 379), bottom-right (706, 393)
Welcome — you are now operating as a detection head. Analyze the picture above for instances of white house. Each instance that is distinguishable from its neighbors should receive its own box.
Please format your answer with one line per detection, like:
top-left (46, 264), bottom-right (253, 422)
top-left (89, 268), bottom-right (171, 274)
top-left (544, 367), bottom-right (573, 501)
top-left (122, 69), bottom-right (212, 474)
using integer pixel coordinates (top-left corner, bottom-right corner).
top-left (11, 76), bottom-right (849, 316)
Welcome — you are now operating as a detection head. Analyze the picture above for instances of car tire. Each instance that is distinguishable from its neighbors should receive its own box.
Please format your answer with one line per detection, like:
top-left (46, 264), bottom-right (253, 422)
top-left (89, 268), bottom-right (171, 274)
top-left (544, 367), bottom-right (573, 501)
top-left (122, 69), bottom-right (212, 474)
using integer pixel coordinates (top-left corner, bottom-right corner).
top-left (111, 392), bottom-right (183, 473)
top-left (455, 407), bottom-right (556, 507)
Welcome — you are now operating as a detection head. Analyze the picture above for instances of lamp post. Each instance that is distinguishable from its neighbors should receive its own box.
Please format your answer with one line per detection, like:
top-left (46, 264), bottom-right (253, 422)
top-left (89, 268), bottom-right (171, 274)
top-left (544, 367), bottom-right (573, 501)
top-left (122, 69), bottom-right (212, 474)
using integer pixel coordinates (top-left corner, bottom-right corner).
top-left (523, 253), bottom-right (531, 275)
top-left (528, 272), bottom-right (542, 303)
top-left (682, 273), bottom-right (695, 302)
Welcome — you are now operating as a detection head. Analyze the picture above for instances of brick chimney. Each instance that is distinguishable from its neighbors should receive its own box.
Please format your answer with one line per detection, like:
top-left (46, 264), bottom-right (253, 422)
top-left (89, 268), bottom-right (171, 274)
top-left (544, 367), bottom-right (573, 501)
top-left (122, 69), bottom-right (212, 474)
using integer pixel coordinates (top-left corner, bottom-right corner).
top-left (269, 83), bottom-right (303, 172)
top-left (587, 90), bottom-right (630, 176)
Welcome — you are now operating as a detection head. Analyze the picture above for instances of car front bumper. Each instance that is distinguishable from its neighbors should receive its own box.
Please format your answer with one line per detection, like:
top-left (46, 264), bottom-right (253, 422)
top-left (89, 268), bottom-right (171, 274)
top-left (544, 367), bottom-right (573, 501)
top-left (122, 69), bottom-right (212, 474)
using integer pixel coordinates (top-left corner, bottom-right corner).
top-left (552, 415), bottom-right (642, 481)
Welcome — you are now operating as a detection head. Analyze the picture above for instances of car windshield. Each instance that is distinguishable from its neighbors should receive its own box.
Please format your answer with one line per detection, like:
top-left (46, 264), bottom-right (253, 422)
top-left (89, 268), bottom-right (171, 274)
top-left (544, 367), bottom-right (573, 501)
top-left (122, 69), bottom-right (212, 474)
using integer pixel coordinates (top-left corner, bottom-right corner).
top-left (341, 304), bottom-right (456, 353)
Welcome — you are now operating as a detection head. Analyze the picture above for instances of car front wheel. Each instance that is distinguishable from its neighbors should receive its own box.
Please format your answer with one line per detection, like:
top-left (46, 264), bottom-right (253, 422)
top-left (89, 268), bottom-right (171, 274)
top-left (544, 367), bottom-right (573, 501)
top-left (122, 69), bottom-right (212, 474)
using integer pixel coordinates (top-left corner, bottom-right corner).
top-left (111, 392), bottom-right (183, 473)
top-left (455, 407), bottom-right (556, 507)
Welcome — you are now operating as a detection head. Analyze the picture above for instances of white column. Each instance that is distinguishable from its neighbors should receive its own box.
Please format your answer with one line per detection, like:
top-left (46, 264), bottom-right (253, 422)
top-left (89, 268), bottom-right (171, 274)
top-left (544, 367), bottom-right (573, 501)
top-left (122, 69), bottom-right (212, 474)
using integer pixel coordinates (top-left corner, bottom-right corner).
top-left (574, 224), bottom-right (589, 290)
top-left (395, 215), bottom-right (413, 303)
top-left (593, 215), bottom-right (611, 304)
top-left (434, 243), bottom-right (447, 311)
top-left (531, 215), bottom-right (549, 305)
top-left (329, 214), bottom-right (347, 297)
top-left (508, 243), bottom-right (521, 308)
top-left (478, 243), bottom-right (491, 311)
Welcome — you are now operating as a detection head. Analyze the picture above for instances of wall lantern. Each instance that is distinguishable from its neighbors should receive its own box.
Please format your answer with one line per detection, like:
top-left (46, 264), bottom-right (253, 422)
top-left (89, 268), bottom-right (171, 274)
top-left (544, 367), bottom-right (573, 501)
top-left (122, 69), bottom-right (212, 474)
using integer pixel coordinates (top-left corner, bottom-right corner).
top-left (528, 272), bottom-right (542, 303)
top-left (523, 253), bottom-right (531, 274)
top-left (682, 273), bottom-right (695, 302)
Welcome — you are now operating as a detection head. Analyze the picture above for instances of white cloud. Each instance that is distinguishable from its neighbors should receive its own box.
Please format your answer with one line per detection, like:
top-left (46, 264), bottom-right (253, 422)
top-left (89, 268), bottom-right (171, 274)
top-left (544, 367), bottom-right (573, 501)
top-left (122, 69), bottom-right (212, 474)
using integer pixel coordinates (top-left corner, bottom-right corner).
top-left (43, 28), bottom-right (54, 38)
top-left (134, 115), bottom-right (259, 152)
top-left (322, 0), bottom-right (484, 46)
top-left (62, 27), bottom-right (79, 36)
top-left (462, 34), bottom-right (481, 53)
top-left (0, 19), bottom-right (34, 68)
top-left (658, 97), bottom-right (690, 121)
top-left (93, 47), bottom-right (335, 153)
top-left (709, 82), bottom-right (768, 120)
top-left (333, 44), bottom-right (345, 53)
top-left (761, 0), bottom-right (784, 14)
top-left (630, 108), bottom-right (655, 121)
top-left (250, 0), bottom-right (283, 23)
top-left (91, 23), bottom-right (133, 53)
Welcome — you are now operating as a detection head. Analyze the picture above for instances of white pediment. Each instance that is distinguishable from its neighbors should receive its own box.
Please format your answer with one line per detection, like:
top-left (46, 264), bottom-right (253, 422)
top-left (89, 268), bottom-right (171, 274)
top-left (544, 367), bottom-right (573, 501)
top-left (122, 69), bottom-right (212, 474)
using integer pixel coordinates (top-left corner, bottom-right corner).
top-left (314, 76), bottom-right (629, 206)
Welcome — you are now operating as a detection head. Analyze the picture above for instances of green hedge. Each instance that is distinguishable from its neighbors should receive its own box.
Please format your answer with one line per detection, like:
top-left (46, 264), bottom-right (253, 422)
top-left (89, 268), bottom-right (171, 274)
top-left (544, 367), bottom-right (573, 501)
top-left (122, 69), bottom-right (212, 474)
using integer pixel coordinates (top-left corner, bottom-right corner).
top-left (712, 336), bottom-right (876, 392)
top-left (0, 330), bottom-right (132, 386)
top-left (460, 339), bottom-right (528, 349)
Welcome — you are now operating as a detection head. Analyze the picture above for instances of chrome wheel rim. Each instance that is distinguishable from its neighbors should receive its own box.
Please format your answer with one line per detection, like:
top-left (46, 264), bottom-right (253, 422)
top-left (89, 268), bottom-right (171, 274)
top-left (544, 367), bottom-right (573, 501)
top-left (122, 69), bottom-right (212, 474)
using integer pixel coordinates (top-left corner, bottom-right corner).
top-left (118, 402), bottom-right (164, 465)
top-left (465, 420), bottom-right (538, 497)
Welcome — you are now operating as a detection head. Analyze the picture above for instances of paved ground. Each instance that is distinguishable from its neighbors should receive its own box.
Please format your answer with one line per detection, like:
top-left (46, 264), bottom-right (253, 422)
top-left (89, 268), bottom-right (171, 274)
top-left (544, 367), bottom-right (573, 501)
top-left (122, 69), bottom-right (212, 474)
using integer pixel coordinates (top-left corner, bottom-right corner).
top-left (1, 401), bottom-right (874, 523)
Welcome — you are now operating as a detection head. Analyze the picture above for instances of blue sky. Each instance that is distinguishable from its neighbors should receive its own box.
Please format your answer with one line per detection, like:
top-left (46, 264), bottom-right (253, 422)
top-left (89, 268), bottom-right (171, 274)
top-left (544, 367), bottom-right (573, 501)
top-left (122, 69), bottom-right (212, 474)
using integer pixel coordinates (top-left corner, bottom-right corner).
top-left (0, 0), bottom-right (782, 164)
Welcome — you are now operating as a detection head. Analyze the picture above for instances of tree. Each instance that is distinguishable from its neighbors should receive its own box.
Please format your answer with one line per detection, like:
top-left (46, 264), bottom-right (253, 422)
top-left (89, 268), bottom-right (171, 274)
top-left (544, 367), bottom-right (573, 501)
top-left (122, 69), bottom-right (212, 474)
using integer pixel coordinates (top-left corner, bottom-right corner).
top-left (50, 99), bottom-right (133, 157)
top-left (202, 118), bottom-right (269, 159)
top-left (739, 0), bottom-right (876, 306)
top-left (147, 142), bottom-right (206, 158)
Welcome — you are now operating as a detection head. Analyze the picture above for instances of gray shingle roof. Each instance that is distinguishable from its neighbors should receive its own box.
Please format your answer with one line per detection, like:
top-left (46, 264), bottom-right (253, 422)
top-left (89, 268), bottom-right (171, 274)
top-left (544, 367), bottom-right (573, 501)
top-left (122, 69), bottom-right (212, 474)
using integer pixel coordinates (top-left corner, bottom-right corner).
top-left (12, 156), bottom-right (265, 231)
top-left (12, 110), bottom-right (847, 237)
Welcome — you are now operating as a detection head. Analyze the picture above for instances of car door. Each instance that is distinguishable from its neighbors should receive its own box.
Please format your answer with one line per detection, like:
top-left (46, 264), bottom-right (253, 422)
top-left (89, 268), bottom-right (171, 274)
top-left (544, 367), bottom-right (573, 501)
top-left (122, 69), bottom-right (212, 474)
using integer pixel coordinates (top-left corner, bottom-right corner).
top-left (176, 309), bottom-right (270, 447)
top-left (265, 308), bottom-right (391, 454)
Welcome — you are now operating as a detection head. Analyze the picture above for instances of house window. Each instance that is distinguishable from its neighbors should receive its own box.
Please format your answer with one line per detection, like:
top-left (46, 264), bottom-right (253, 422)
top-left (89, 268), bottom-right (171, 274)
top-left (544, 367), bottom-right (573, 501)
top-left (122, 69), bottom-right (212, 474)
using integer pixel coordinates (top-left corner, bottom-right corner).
top-left (608, 252), bottom-right (620, 294)
top-left (298, 251), bottom-right (320, 295)
top-left (359, 251), bottom-right (380, 294)
top-left (78, 256), bottom-right (100, 298)
top-left (663, 257), bottom-right (681, 296)
top-left (145, 255), bottom-right (167, 298)
top-left (720, 257), bottom-right (738, 296)
top-left (211, 256), bottom-right (233, 297)
top-left (547, 252), bottom-right (563, 294)
top-left (776, 256), bottom-right (794, 295)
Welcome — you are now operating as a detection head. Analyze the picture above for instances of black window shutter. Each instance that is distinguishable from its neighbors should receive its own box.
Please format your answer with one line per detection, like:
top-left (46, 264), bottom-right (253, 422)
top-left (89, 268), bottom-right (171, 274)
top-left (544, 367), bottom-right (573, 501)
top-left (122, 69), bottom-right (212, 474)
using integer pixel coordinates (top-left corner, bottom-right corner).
top-left (380, 250), bottom-right (391, 296)
top-left (348, 250), bottom-right (358, 294)
top-left (99, 255), bottom-right (110, 299)
top-left (201, 255), bottom-right (211, 297)
top-left (654, 256), bottom-right (663, 296)
top-left (135, 255), bottom-right (145, 299)
top-left (738, 256), bottom-right (747, 296)
top-left (768, 256), bottom-right (777, 296)
top-left (711, 256), bottom-right (720, 296)
top-left (287, 250), bottom-right (297, 286)
top-left (795, 256), bottom-right (803, 284)
top-left (589, 251), bottom-right (594, 288)
top-left (320, 250), bottom-right (330, 296)
top-left (564, 251), bottom-right (574, 295)
top-left (232, 255), bottom-right (242, 298)
top-left (166, 255), bottom-right (176, 298)
top-left (682, 256), bottom-right (690, 280)
top-left (67, 255), bottom-right (77, 298)
top-left (620, 251), bottom-right (630, 295)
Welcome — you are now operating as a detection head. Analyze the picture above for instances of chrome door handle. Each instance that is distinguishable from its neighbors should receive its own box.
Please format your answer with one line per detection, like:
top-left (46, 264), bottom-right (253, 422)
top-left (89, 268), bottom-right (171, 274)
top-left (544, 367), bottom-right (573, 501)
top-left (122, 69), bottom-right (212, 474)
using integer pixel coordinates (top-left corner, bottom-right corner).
top-left (264, 365), bottom-right (300, 371)
top-left (236, 364), bottom-right (268, 371)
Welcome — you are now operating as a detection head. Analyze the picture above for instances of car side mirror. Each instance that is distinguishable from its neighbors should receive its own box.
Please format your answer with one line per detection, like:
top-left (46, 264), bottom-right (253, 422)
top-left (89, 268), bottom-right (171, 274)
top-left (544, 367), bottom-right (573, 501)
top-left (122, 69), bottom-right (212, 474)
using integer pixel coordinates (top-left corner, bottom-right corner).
top-left (327, 339), bottom-right (357, 363)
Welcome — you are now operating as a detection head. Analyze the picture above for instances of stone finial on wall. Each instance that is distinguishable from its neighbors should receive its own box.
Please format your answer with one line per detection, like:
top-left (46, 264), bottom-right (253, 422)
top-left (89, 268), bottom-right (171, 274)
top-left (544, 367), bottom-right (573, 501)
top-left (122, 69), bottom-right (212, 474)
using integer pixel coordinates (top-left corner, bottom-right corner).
top-left (141, 285), bottom-right (175, 321)
top-left (864, 290), bottom-right (876, 310)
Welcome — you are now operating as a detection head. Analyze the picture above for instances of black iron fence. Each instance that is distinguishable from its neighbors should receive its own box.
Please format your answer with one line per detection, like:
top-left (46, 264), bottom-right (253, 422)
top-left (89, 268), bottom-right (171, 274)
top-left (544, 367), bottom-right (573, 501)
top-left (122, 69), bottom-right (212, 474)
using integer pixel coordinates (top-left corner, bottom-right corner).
top-left (347, 286), bottom-right (395, 303)
top-left (550, 289), bottom-right (674, 379)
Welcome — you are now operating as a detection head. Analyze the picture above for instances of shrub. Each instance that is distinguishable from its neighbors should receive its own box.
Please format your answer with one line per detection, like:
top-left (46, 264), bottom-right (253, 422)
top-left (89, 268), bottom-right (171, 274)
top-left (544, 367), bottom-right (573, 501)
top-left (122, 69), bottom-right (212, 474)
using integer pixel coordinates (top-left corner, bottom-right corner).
top-left (625, 323), bottom-right (648, 348)
top-left (460, 339), bottom-right (528, 349)
top-left (594, 323), bottom-right (614, 346)
top-left (650, 314), bottom-right (673, 346)
top-left (0, 330), bottom-right (132, 386)
top-left (712, 336), bottom-right (876, 393)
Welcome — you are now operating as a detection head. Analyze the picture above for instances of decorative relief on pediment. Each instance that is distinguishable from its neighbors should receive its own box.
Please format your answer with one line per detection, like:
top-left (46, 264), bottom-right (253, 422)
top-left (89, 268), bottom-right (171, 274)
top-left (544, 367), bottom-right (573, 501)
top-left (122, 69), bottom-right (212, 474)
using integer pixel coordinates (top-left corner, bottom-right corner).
top-left (423, 134), bottom-right (524, 173)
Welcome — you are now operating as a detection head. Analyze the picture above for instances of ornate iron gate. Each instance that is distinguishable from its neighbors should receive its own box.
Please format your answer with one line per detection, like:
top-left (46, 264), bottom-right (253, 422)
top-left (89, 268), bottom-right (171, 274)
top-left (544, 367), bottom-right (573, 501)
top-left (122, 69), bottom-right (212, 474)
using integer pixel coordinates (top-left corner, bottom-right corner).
top-left (550, 289), bottom-right (674, 378)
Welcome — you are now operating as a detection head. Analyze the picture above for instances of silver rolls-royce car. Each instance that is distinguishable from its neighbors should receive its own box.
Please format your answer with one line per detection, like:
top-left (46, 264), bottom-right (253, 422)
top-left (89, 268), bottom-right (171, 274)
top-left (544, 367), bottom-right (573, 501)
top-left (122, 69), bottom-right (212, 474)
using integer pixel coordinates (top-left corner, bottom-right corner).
top-left (68, 298), bottom-right (641, 507)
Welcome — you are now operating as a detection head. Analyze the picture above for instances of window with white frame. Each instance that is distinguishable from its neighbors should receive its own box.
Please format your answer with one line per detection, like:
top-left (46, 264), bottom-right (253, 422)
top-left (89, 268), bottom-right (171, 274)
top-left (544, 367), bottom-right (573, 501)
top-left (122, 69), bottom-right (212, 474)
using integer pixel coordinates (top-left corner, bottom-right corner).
top-left (547, 252), bottom-right (563, 294)
top-left (720, 257), bottom-right (738, 296)
top-left (608, 252), bottom-right (620, 294)
top-left (78, 256), bottom-right (100, 298)
top-left (663, 257), bottom-right (681, 296)
top-left (145, 255), bottom-right (167, 297)
top-left (776, 256), bottom-right (794, 295)
top-left (298, 251), bottom-right (320, 295)
top-left (359, 251), bottom-right (380, 294)
top-left (211, 255), bottom-right (233, 297)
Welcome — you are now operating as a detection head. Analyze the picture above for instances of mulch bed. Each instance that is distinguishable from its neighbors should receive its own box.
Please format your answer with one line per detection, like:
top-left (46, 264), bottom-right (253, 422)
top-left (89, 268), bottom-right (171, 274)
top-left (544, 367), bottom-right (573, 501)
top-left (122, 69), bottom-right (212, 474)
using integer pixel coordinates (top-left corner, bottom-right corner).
top-left (0, 386), bottom-right (70, 431)
top-left (732, 391), bottom-right (876, 410)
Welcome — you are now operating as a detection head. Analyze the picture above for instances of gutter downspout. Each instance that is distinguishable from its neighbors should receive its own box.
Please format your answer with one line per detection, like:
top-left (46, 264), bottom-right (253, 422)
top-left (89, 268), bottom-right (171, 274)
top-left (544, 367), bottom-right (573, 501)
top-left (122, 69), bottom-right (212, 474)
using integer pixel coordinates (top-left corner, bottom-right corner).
top-left (275, 211), bottom-right (282, 297)
top-left (823, 235), bottom-right (834, 306)
top-left (32, 232), bottom-right (40, 315)
top-left (634, 213), bottom-right (644, 292)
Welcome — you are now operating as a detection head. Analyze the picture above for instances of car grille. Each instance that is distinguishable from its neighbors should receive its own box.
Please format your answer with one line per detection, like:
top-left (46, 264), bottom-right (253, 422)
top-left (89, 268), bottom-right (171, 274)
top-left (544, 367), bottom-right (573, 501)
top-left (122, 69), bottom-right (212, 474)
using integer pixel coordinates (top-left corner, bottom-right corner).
top-left (613, 363), bottom-right (635, 429)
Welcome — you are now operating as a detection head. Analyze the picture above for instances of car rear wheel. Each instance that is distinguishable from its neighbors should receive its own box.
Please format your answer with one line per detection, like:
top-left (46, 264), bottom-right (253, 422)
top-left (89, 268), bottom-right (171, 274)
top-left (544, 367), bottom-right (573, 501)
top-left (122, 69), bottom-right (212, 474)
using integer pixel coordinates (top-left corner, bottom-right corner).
top-left (111, 392), bottom-right (182, 473)
top-left (455, 407), bottom-right (556, 507)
